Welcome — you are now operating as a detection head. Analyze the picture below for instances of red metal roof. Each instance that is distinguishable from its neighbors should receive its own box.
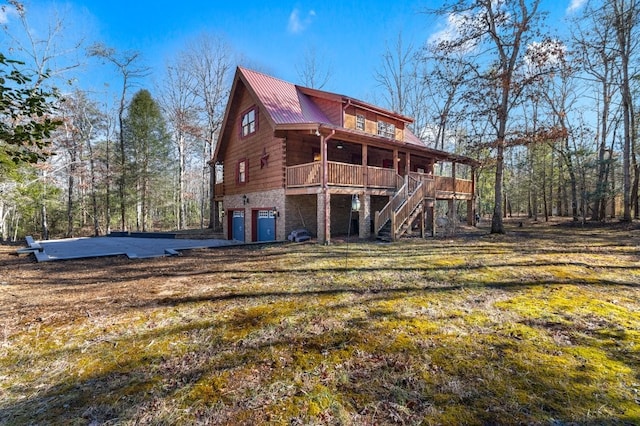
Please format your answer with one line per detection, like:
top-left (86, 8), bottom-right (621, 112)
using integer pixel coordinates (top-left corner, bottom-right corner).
top-left (238, 67), bottom-right (445, 151)
top-left (239, 67), bottom-right (331, 125)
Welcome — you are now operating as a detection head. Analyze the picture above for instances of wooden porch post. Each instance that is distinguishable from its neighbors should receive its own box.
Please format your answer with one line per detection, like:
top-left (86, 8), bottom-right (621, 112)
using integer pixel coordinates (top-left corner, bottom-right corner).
top-left (320, 130), bottom-right (335, 244)
top-left (452, 162), bottom-right (457, 195)
top-left (393, 148), bottom-right (399, 174)
top-left (362, 144), bottom-right (368, 188)
top-left (361, 144), bottom-right (370, 239)
top-left (406, 152), bottom-right (411, 177)
top-left (469, 167), bottom-right (477, 226)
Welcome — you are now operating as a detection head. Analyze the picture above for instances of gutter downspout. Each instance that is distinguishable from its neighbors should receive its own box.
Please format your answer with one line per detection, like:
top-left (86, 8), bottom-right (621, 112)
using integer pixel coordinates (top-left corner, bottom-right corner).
top-left (321, 128), bottom-right (336, 244)
top-left (341, 99), bottom-right (352, 127)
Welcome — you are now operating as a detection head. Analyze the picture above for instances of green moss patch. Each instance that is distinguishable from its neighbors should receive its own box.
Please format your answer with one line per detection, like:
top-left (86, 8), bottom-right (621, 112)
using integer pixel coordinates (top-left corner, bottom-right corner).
top-left (1, 223), bottom-right (639, 424)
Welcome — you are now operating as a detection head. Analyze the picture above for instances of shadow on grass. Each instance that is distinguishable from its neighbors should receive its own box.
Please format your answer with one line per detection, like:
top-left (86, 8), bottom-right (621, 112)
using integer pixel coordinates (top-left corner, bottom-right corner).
top-left (2, 280), bottom-right (638, 424)
top-left (3, 225), bottom-right (639, 424)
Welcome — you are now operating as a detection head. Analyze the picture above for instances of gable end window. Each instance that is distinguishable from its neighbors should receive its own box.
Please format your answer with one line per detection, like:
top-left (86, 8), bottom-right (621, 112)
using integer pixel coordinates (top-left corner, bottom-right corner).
top-left (356, 114), bottom-right (365, 131)
top-left (241, 107), bottom-right (257, 137)
top-left (237, 158), bottom-right (248, 184)
top-left (377, 120), bottom-right (395, 139)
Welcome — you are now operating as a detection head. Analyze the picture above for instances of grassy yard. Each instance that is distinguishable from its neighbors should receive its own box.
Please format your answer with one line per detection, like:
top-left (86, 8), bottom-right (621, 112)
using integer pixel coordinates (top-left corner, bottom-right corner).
top-left (1, 220), bottom-right (639, 425)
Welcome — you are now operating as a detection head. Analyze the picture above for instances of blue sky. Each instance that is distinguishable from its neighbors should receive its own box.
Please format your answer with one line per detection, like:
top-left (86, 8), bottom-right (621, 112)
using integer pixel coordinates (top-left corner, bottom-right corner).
top-left (2, 0), bottom-right (586, 103)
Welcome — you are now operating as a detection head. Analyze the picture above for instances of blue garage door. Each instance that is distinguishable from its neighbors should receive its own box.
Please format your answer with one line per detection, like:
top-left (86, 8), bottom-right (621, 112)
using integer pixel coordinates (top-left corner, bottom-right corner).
top-left (232, 210), bottom-right (245, 242)
top-left (257, 210), bottom-right (275, 242)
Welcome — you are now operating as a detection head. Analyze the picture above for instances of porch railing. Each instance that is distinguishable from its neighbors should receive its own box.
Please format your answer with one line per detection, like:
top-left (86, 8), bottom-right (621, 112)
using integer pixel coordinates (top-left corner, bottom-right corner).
top-left (286, 162), bottom-right (322, 187)
top-left (285, 161), bottom-right (472, 197)
top-left (327, 161), bottom-right (364, 186)
top-left (286, 162), bottom-right (402, 190)
top-left (367, 166), bottom-right (403, 189)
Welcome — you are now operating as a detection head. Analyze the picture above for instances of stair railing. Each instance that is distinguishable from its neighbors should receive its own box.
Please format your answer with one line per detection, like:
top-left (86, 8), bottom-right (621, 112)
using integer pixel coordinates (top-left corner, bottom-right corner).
top-left (374, 174), bottom-right (426, 240)
top-left (394, 179), bottom-right (424, 239)
top-left (374, 180), bottom-right (407, 235)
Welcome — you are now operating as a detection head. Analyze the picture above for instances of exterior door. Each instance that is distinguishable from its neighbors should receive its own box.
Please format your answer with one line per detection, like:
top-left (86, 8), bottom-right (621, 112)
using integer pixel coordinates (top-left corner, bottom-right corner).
top-left (232, 210), bottom-right (245, 242)
top-left (257, 210), bottom-right (275, 242)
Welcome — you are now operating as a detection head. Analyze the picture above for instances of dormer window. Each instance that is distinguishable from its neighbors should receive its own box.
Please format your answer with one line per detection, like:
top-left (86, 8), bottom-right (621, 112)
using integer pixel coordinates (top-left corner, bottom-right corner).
top-left (356, 114), bottom-right (365, 131)
top-left (241, 107), bottom-right (257, 137)
top-left (377, 120), bottom-right (395, 139)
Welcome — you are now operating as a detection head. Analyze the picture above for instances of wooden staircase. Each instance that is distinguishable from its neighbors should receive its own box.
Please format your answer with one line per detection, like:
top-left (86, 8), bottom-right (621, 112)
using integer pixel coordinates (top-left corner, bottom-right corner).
top-left (374, 175), bottom-right (426, 241)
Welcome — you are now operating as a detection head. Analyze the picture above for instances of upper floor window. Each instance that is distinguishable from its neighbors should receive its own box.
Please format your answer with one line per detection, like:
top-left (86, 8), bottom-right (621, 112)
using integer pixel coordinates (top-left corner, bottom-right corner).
top-left (241, 107), bottom-right (257, 137)
top-left (377, 120), bottom-right (395, 139)
top-left (356, 114), bottom-right (365, 131)
top-left (237, 159), bottom-right (248, 183)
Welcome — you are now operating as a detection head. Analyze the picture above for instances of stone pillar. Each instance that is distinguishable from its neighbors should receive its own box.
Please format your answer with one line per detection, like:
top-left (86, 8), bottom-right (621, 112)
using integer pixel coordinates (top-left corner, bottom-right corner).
top-left (359, 193), bottom-right (371, 239)
top-left (317, 191), bottom-right (331, 244)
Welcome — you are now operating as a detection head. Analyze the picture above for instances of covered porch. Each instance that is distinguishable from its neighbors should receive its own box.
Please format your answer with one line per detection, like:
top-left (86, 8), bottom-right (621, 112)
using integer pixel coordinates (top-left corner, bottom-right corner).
top-left (280, 126), bottom-right (477, 243)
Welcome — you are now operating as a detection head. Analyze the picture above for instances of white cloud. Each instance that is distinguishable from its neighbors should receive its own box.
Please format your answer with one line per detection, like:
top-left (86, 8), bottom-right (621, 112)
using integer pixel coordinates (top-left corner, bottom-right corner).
top-left (525, 39), bottom-right (567, 74)
top-left (428, 12), bottom-right (478, 53)
top-left (287, 8), bottom-right (316, 34)
top-left (0, 4), bottom-right (18, 24)
top-left (566, 0), bottom-right (586, 14)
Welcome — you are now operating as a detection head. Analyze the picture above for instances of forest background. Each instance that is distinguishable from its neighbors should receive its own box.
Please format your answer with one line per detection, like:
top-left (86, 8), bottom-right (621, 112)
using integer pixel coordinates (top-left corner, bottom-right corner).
top-left (1, 0), bottom-right (638, 240)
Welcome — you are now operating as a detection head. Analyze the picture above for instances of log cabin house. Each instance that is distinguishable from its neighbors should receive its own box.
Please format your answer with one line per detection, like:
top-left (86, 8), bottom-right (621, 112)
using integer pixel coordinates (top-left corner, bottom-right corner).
top-left (211, 67), bottom-right (478, 244)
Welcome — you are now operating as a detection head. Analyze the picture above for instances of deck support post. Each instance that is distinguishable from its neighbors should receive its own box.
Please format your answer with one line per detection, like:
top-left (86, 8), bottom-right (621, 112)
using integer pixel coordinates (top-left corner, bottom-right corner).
top-left (429, 203), bottom-right (436, 237)
top-left (359, 193), bottom-right (371, 239)
top-left (318, 191), bottom-right (331, 244)
top-left (420, 200), bottom-right (426, 238)
top-left (448, 199), bottom-right (455, 222)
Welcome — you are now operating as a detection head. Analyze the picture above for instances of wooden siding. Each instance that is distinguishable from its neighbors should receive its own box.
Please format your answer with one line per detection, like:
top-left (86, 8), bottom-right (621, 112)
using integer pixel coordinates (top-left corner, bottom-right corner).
top-left (222, 83), bottom-right (285, 195)
top-left (313, 97), bottom-right (342, 125)
top-left (285, 134), bottom-right (319, 166)
top-left (344, 109), bottom-right (356, 129)
top-left (343, 105), bottom-right (405, 141)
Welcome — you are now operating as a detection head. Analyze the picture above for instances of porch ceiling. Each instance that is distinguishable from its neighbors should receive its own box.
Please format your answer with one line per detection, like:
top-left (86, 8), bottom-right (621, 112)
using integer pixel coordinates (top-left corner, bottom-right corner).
top-left (274, 125), bottom-right (480, 167)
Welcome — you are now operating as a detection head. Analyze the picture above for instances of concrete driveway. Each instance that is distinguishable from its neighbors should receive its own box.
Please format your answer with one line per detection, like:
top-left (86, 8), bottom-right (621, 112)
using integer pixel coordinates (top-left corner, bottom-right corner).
top-left (21, 234), bottom-right (238, 262)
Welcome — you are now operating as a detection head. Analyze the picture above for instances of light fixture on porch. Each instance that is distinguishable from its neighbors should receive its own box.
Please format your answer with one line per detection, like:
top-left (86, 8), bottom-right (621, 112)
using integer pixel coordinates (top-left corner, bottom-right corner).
top-left (336, 141), bottom-right (344, 149)
top-left (351, 194), bottom-right (361, 211)
top-left (242, 195), bottom-right (249, 205)
top-left (272, 206), bottom-right (279, 217)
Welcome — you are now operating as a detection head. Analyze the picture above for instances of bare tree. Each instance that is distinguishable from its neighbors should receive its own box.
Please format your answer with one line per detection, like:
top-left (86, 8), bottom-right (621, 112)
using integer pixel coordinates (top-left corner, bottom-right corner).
top-left (88, 43), bottom-right (149, 231)
top-left (0, 1), bottom-right (82, 88)
top-left (609, 0), bottom-right (639, 221)
top-left (572, 3), bottom-right (620, 221)
top-left (421, 47), bottom-right (473, 151)
top-left (296, 45), bottom-right (332, 89)
top-left (375, 33), bottom-right (414, 114)
top-left (56, 90), bottom-right (105, 236)
top-left (429, 0), bottom-right (545, 234)
top-left (182, 34), bottom-right (234, 229)
top-left (159, 59), bottom-right (200, 229)
top-left (1, 0), bottom-right (80, 238)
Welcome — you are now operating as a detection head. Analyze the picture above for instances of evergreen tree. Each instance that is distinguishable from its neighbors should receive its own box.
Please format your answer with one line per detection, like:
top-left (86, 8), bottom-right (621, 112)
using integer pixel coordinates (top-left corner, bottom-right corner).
top-left (123, 89), bottom-right (171, 231)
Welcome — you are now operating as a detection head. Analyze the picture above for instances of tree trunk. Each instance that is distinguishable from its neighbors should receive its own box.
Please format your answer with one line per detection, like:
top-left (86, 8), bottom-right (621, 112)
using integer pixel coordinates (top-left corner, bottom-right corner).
top-left (492, 142), bottom-right (505, 233)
